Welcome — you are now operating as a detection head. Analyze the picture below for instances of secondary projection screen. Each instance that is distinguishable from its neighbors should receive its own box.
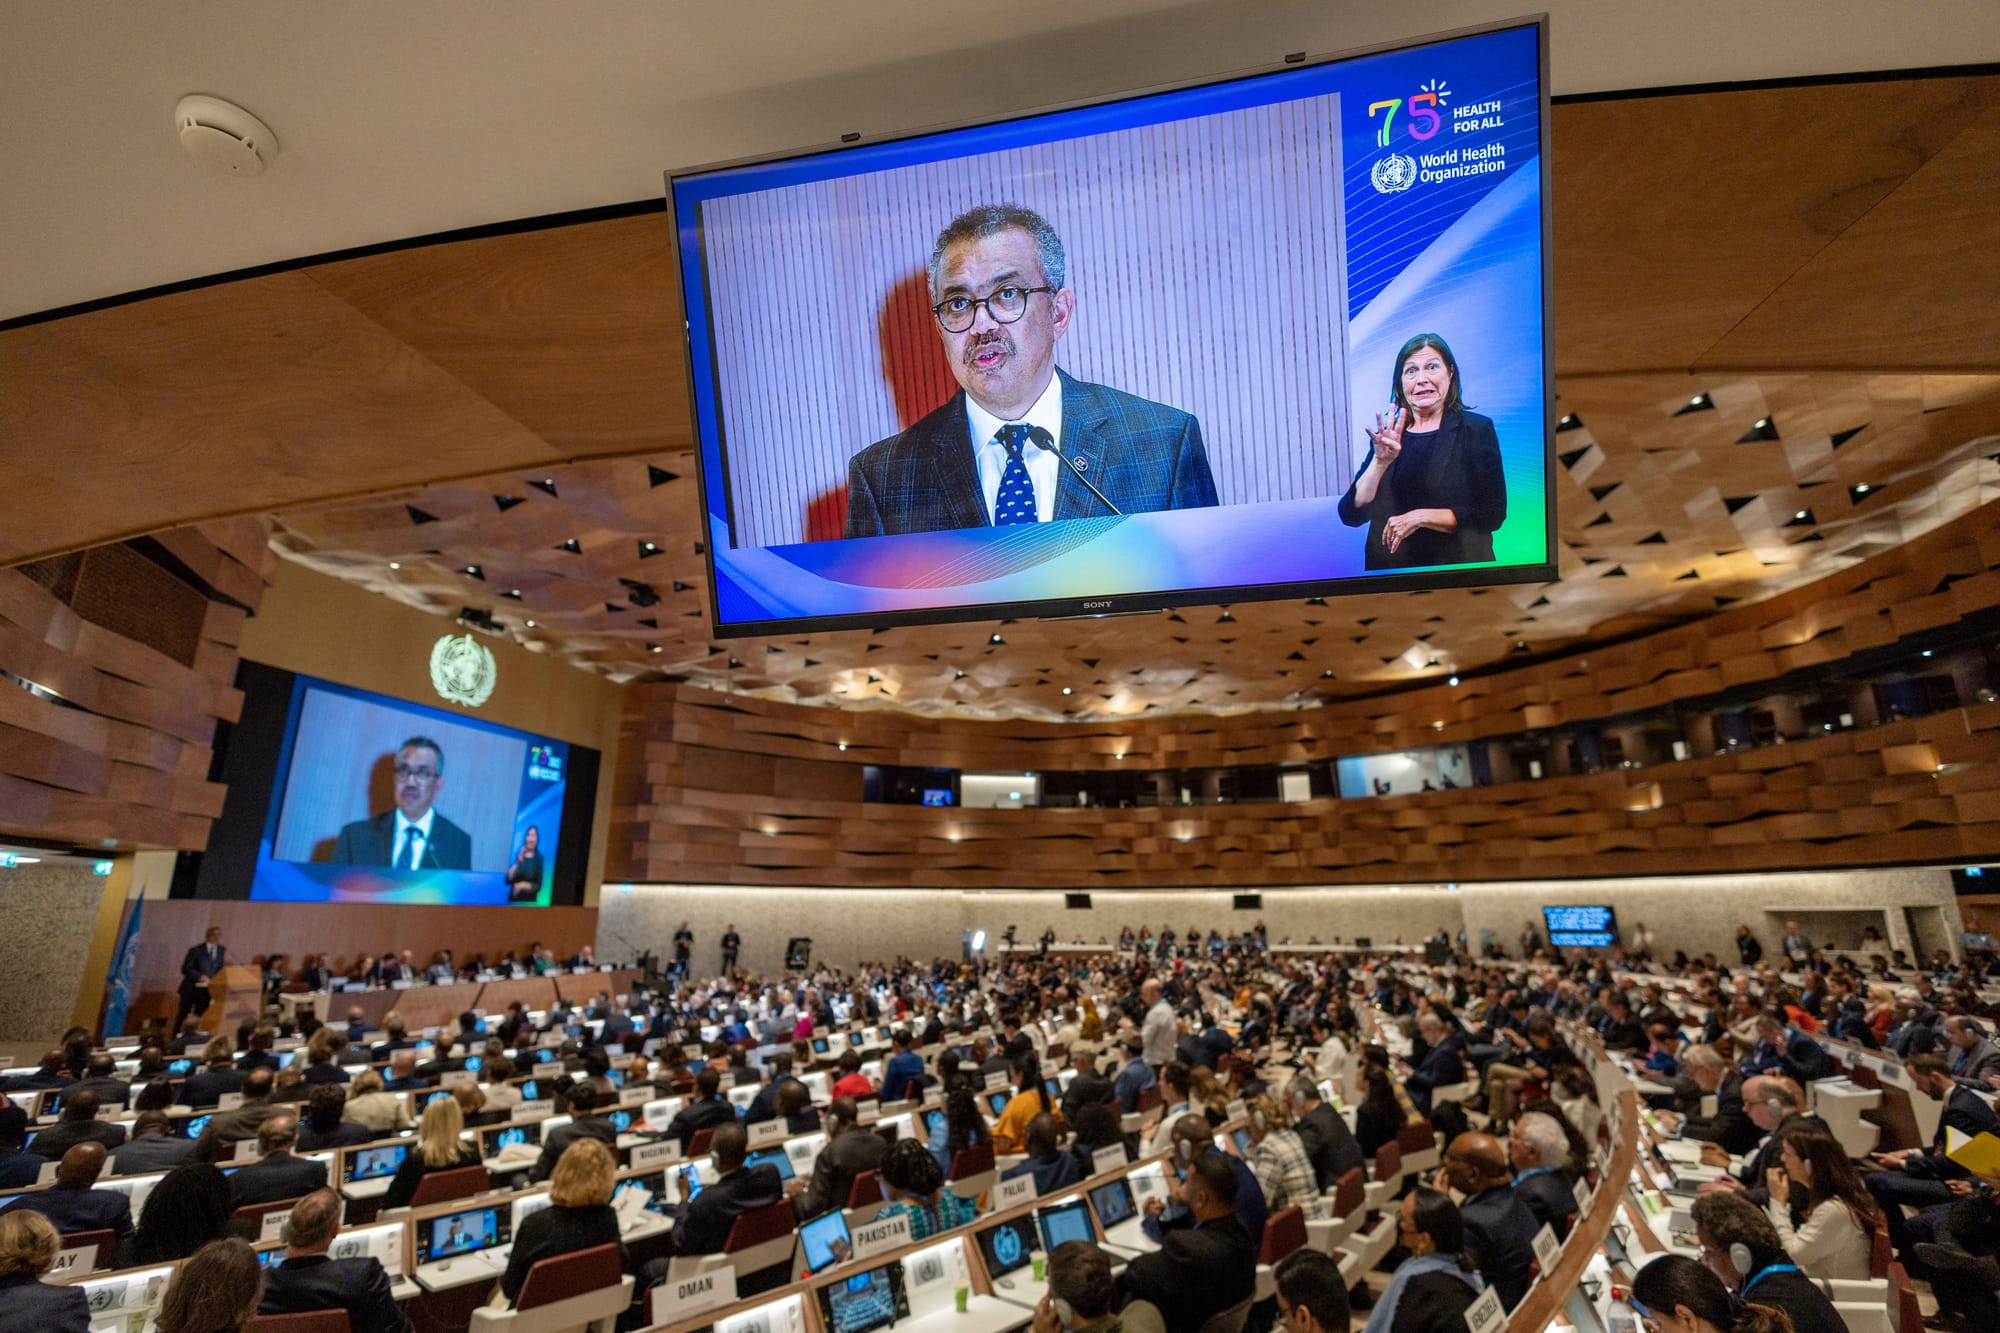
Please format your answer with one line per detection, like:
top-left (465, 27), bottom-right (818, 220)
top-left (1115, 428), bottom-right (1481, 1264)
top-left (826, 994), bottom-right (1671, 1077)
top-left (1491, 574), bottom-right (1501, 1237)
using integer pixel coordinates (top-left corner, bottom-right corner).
top-left (669, 19), bottom-right (1552, 635)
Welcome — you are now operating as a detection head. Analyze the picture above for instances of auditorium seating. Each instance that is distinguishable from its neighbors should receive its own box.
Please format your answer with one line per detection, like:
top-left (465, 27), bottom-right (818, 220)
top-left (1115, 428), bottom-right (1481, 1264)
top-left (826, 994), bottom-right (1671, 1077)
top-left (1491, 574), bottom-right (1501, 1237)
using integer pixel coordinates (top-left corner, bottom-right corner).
top-left (245, 1312), bottom-right (353, 1333)
top-left (469, 1243), bottom-right (631, 1333)
top-left (410, 1164), bottom-right (493, 1208)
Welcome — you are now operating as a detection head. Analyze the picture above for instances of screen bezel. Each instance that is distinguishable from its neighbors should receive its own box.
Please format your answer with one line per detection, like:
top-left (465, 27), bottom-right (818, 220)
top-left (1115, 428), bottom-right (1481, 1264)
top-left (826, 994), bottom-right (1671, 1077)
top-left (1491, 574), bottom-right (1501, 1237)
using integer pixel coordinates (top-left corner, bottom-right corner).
top-left (664, 15), bottom-right (1556, 637)
top-left (418, 1205), bottom-right (508, 1264)
top-left (1088, 1176), bottom-right (1136, 1229)
top-left (1034, 1199), bottom-right (1096, 1253)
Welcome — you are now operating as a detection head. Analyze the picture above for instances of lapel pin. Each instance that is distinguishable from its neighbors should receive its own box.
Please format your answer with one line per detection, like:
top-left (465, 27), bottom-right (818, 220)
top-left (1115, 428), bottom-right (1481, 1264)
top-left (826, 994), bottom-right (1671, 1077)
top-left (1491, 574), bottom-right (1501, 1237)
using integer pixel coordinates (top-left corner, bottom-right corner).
top-left (1073, 455), bottom-right (1090, 473)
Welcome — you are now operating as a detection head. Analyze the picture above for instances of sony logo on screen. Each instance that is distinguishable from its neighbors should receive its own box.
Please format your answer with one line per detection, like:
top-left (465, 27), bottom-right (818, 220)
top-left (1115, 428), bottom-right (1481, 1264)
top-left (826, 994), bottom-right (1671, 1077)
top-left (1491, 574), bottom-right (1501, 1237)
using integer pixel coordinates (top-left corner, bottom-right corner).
top-left (1082, 600), bottom-right (1113, 611)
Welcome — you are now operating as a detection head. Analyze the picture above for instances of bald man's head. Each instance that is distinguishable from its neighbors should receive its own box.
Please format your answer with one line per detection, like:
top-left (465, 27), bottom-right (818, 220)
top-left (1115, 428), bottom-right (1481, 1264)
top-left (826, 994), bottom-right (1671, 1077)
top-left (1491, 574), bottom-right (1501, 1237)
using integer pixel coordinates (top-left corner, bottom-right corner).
top-left (1444, 1132), bottom-right (1508, 1192)
top-left (57, 1141), bottom-right (106, 1187)
top-left (284, 1189), bottom-right (342, 1253)
top-left (390, 1049), bottom-right (417, 1077)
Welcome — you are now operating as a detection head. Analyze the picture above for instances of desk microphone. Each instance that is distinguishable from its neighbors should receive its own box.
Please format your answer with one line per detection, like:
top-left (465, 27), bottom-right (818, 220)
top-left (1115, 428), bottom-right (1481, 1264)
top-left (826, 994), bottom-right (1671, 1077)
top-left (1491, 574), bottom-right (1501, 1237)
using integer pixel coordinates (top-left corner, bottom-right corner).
top-left (1031, 428), bottom-right (1122, 517)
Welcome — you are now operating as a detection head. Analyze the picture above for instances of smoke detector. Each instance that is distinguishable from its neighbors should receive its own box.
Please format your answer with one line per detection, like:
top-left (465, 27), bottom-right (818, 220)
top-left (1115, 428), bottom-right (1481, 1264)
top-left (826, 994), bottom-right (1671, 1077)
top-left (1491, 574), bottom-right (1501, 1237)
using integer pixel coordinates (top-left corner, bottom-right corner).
top-left (175, 95), bottom-right (278, 176)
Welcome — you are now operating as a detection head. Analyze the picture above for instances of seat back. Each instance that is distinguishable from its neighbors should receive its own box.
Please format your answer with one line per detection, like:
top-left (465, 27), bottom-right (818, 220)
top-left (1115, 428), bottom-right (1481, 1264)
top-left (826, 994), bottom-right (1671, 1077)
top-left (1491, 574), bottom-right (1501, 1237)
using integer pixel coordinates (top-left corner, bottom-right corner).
top-left (948, 1143), bottom-right (995, 1180)
top-left (410, 1164), bottom-right (492, 1208)
top-left (725, 1199), bottom-right (801, 1253)
top-left (517, 1242), bottom-right (625, 1312)
top-left (245, 1312), bottom-right (353, 1333)
top-left (1330, 1166), bottom-right (1366, 1219)
top-left (1259, 1206), bottom-right (1307, 1266)
top-left (1371, 1141), bottom-right (1402, 1183)
top-left (1135, 1085), bottom-right (1163, 1114)
top-left (1396, 1120), bottom-right (1433, 1156)
top-left (688, 1126), bottom-right (717, 1157)
top-left (233, 1196), bottom-right (306, 1235)
top-left (1196, 1295), bottom-right (1254, 1333)
top-left (1870, 1223), bottom-right (1892, 1280)
top-left (845, 1169), bottom-right (884, 1209)
top-left (56, 1228), bottom-right (116, 1275)
top-left (1890, 1261), bottom-right (1921, 1333)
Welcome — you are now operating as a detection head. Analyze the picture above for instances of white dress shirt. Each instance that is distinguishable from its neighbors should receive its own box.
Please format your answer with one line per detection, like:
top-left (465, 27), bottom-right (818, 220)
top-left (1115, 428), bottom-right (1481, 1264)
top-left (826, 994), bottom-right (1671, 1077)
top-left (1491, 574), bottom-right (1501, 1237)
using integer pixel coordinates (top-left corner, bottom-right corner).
top-left (392, 808), bottom-right (437, 869)
top-left (966, 373), bottom-right (1064, 525)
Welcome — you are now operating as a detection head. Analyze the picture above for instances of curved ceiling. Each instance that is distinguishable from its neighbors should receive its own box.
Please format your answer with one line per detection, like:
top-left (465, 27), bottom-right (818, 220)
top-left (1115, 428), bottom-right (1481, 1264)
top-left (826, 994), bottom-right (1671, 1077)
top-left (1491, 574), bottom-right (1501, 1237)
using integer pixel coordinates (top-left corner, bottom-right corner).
top-left (3, 9), bottom-right (1999, 723)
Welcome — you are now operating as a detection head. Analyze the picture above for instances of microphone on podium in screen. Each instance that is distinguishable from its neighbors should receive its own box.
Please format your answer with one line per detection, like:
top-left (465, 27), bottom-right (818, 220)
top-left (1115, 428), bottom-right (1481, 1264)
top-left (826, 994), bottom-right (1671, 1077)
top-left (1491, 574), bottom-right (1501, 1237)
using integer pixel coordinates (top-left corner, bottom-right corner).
top-left (1031, 428), bottom-right (1123, 517)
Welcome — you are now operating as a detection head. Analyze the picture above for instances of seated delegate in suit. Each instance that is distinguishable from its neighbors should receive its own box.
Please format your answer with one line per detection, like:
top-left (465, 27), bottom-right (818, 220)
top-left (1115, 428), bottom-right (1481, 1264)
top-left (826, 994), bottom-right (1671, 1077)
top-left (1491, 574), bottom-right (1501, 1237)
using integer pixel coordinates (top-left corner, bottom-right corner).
top-left (502, 1139), bottom-right (626, 1306)
top-left (844, 203), bottom-right (1217, 539)
top-left (229, 1115), bottom-right (328, 1209)
top-left (327, 736), bottom-right (473, 870)
top-left (1507, 1113), bottom-right (1576, 1242)
top-left (30, 1090), bottom-right (126, 1158)
top-left (529, 1082), bottom-right (619, 1183)
top-left (505, 824), bottom-right (545, 902)
top-left (109, 1112), bottom-right (199, 1175)
top-left (258, 1188), bottom-right (411, 1332)
top-left (0, 1211), bottom-right (91, 1333)
top-left (1337, 333), bottom-right (1506, 570)
top-left (0, 1142), bottom-right (133, 1240)
top-left (1440, 1132), bottom-right (1537, 1311)
top-left (1117, 1152), bottom-right (1256, 1333)
top-left (657, 1123), bottom-right (784, 1260)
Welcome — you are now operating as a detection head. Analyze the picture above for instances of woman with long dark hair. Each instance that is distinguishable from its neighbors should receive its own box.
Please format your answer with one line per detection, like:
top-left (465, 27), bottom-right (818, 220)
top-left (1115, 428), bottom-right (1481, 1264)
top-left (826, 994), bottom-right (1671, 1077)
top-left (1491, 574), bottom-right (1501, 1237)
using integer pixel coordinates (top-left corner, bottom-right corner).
top-left (926, 1088), bottom-right (991, 1175)
top-left (134, 1163), bottom-right (244, 1264)
top-left (1338, 332), bottom-right (1506, 570)
top-left (991, 1052), bottom-right (1056, 1154)
top-left (1764, 1123), bottom-right (1880, 1280)
top-left (1354, 1063), bottom-right (1406, 1162)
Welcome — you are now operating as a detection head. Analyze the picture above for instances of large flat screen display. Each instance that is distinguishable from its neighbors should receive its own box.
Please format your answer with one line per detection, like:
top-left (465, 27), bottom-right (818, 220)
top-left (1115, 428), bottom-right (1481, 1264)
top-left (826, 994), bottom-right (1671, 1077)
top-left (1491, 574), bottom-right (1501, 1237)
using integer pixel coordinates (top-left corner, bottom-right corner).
top-left (669, 19), bottom-right (1552, 635)
top-left (186, 664), bottom-right (599, 907)
top-left (1543, 905), bottom-right (1619, 950)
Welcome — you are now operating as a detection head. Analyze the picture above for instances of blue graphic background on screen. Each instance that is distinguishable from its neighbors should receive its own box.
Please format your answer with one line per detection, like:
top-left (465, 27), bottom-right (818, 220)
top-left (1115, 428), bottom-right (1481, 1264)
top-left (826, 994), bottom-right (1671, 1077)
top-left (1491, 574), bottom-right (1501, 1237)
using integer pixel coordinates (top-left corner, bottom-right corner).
top-left (250, 673), bottom-right (568, 906)
top-left (671, 23), bottom-right (1545, 625)
top-left (1543, 905), bottom-right (1618, 949)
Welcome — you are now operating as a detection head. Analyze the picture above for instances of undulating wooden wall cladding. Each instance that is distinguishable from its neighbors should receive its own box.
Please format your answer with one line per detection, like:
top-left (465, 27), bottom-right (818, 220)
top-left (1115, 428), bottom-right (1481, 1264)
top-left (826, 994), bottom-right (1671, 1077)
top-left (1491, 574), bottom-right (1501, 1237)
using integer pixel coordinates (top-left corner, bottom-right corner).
top-left (0, 520), bottom-right (274, 850)
top-left (611, 501), bottom-right (2000, 887)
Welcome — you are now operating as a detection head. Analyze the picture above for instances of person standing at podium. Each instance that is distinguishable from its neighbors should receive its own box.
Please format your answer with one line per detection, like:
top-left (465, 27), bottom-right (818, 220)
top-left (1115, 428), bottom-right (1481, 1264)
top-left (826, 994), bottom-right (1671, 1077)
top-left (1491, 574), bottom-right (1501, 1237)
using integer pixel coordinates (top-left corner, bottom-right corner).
top-left (174, 926), bottom-right (227, 1032)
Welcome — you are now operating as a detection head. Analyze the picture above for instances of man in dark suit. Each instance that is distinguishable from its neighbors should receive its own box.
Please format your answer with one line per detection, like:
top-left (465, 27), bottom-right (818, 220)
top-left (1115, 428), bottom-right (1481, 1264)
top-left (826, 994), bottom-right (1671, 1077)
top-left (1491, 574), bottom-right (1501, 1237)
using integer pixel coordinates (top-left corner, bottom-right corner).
top-left (1661, 1050), bottom-right (1763, 1157)
top-left (194, 1067), bottom-right (284, 1162)
top-left (1698, 1076), bottom-right (1828, 1207)
top-left (1740, 1012), bottom-right (1832, 1084)
top-left (109, 1113), bottom-right (198, 1176)
top-left (1118, 1152), bottom-right (1255, 1333)
top-left (329, 737), bottom-right (473, 870)
top-left (180, 1038), bottom-right (246, 1110)
top-left (0, 1106), bottom-right (41, 1188)
top-left (1403, 1012), bottom-right (1468, 1116)
top-left (1059, 1044), bottom-right (1117, 1125)
top-left (844, 204), bottom-right (1217, 539)
top-left (663, 1122), bottom-right (785, 1258)
top-left (68, 1055), bottom-right (130, 1111)
top-left (795, 1097), bottom-right (888, 1220)
top-left (1508, 1113), bottom-right (1576, 1241)
top-left (663, 1066), bottom-right (740, 1155)
top-left (175, 926), bottom-right (227, 1032)
top-left (30, 1092), bottom-right (126, 1159)
top-left (1284, 1076), bottom-right (1364, 1191)
top-left (528, 1082), bottom-right (618, 1182)
top-left (1866, 1053), bottom-right (2000, 1262)
top-left (1443, 1132), bottom-right (1538, 1310)
top-left (0, 1143), bottom-right (132, 1240)
top-left (258, 1188), bottom-right (411, 1332)
top-left (229, 1115), bottom-right (328, 1208)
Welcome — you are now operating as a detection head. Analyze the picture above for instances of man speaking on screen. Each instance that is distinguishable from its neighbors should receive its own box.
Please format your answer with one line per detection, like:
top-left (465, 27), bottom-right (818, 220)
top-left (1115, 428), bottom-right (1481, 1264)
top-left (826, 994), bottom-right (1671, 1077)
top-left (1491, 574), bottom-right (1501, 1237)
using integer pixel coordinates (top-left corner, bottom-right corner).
top-left (329, 736), bottom-right (474, 871)
top-left (844, 204), bottom-right (1218, 538)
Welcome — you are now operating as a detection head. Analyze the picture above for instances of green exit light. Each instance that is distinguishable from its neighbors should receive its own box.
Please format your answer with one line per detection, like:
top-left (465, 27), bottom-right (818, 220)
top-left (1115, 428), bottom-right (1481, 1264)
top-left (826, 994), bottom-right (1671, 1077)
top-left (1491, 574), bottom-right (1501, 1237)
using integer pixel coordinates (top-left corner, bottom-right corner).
top-left (92, 860), bottom-right (112, 875)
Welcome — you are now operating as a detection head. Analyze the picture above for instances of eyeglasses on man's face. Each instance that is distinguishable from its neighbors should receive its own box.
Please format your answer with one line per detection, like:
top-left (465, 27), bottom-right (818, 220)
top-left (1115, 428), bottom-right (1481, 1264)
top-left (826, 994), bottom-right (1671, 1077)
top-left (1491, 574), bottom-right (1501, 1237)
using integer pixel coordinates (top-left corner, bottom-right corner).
top-left (393, 765), bottom-right (439, 781)
top-left (931, 284), bottom-right (1054, 333)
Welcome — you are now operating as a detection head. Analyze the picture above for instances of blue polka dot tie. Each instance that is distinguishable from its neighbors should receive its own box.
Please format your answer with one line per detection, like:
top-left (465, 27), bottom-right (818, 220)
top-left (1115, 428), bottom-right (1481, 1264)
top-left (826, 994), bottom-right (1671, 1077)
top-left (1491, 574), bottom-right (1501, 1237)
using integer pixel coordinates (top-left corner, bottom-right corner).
top-left (993, 423), bottom-right (1039, 526)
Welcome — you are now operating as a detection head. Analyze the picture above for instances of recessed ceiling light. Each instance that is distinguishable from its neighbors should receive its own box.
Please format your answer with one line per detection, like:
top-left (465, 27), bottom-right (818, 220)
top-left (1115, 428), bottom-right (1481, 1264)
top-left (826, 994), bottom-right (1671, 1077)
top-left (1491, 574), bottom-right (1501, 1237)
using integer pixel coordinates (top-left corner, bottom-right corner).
top-left (1061, 687), bottom-right (1072, 695)
top-left (1448, 675), bottom-right (1460, 686)
top-left (1757, 419), bottom-right (1771, 429)
top-left (1854, 484), bottom-right (1871, 494)
top-left (389, 561), bottom-right (401, 570)
top-left (1922, 649), bottom-right (1935, 658)
top-left (837, 742), bottom-right (848, 751)
top-left (989, 634), bottom-right (1004, 644)
top-left (1794, 510), bottom-right (1809, 521)
top-left (525, 620), bottom-right (536, 628)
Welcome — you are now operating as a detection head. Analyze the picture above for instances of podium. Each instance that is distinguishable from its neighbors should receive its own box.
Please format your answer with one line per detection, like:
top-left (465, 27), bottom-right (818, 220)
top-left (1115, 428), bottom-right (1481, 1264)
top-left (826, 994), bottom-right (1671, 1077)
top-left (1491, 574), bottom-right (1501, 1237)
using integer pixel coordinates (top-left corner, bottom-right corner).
top-left (206, 965), bottom-right (263, 1034)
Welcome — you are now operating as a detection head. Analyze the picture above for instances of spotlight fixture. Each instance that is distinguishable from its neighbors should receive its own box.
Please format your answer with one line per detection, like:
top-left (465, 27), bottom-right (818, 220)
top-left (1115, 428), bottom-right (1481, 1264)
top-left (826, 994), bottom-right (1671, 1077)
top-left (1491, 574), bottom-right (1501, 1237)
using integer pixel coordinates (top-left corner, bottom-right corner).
top-left (1061, 687), bottom-right (1072, 695)
top-left (837, 742), bottom-right (848, 751)
top-left (989, 633), bottom-right (1004, 644)
top-left (389, 562), bottom-right (401, 570)
top-left (1447, 675), bottom-right (1460, 686)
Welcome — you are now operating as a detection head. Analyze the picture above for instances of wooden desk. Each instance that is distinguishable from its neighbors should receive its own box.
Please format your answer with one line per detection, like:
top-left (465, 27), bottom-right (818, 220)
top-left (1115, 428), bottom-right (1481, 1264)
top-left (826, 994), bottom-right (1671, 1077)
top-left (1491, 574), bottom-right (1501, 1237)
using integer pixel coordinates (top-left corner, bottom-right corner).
top-left (554, 968), bottom-right (641, 1003)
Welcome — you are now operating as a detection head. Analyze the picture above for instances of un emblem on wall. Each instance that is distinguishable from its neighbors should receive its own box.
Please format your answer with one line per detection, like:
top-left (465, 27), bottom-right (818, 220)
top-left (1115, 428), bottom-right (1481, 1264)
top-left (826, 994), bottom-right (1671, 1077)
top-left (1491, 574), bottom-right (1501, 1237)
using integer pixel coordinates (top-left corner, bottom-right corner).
top-left (430, 633), bottom-right (497, 707)
top-left (1371, 152), bottom-right (1418, 194)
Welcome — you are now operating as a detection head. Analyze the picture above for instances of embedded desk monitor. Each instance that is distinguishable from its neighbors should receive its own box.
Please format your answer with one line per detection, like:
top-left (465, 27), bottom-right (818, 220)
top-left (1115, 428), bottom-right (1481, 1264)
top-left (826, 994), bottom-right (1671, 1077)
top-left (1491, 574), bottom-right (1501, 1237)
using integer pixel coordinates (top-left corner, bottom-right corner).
top-left (1543, 904), bottom-right (1619, 949)
top-left (1035, 1198), bottom-right (1095, 1253)
top-left (985, 1091), bottom-right (1010, 1119)
top-left (668, 19), bottom-right (1554, 635)
top-left (181, 1115), bottom-right (212, 1141)
top-left (975, 1216), bottom-right (1034, 1280)
top-left (343, 1143), bottom-right (408, 1183)
top-left (816, 1265), bottom-right (907, 1333)
top-left (416, 1205), bottom-right (511, 1264)
top-left (615, 1169), bottom-right (673, 1217)
top-left (800, 1208), bottom-right (853, 1273)
top-left (813, 1038), bottom-right (831, 1055)
top-left (605, 1109), bottom-right (635, 1134)
top-left (1089, 1177), bottom-right (1137, 1230)
top-left (478, 1123), bottom-right (539, 1156)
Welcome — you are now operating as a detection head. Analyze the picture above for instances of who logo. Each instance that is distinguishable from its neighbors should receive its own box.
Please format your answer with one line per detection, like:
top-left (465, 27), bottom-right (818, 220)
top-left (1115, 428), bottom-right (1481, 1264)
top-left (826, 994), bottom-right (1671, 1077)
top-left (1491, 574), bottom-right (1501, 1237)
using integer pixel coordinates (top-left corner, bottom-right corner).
top-left (1367, 78), bottom-right (1449, 195)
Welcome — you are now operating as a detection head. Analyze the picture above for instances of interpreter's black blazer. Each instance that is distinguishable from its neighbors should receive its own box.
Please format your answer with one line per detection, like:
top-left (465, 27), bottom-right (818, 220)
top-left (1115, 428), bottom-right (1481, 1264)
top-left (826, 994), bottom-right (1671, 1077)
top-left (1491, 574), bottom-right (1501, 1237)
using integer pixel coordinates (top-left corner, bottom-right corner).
top-left (1338, 408), bottom-right (1506, 568)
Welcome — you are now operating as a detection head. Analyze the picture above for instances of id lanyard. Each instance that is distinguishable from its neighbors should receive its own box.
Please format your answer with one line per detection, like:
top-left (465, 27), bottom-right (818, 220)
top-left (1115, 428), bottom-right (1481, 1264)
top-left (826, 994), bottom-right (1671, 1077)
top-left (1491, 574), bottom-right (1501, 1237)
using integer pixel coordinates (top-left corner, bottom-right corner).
top-left (1740, 1263), bottom-right (1801, 1298)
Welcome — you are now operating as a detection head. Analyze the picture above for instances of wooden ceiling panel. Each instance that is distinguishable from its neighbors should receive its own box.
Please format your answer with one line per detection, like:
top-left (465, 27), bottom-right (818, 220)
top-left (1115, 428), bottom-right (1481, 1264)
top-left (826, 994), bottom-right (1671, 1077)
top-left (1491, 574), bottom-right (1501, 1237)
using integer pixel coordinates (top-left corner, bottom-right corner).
top-left (1550, 76), bottom-right (1994, 375)
top-left (303, 211), bottom-right (687, 456)
top-left (0, 273), bottom-right (570, 566)
top-left (1698, 102), bottom-right (2000, 371)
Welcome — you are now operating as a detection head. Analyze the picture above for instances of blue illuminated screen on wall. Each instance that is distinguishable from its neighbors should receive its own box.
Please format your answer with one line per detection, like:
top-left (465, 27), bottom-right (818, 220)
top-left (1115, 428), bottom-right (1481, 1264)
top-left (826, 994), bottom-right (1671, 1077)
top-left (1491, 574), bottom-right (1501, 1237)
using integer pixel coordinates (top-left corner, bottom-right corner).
top-left (250, 675), bottom-right (571, 906)
top-left (1543, 905), bottom-right (1619, 950)
top-left (669, 19), bottom-right (1552, 634)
